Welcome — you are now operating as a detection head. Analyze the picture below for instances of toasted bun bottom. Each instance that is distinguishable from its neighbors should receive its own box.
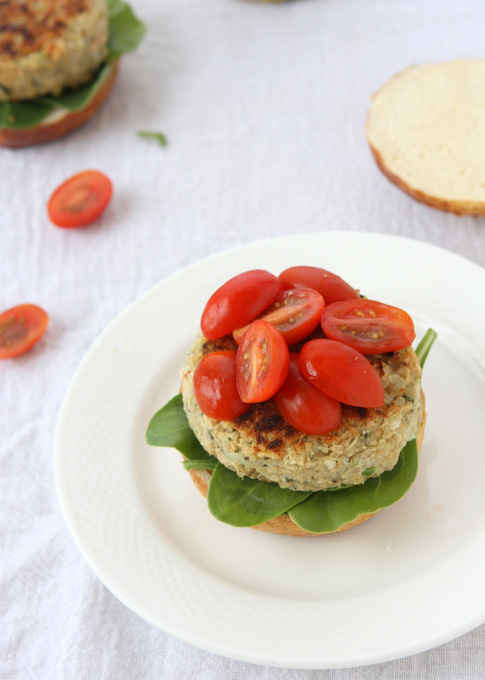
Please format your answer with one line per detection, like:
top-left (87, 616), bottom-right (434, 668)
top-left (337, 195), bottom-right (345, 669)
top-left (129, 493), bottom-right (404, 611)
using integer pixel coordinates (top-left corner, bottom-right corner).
top-left (0, 59), bottom-right (119, 148)
top-left (188, 395), bottom-right (426, 536)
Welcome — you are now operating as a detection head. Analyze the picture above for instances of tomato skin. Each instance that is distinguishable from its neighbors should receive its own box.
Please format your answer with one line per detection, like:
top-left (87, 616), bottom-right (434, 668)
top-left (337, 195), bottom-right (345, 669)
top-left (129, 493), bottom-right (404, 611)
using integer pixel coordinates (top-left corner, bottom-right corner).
top-left (273, 354), bottom-right (342, 435)
top-left (48, 170), bottom-right (113, 228)
top-left (193, 351), bottom-right (249, 420)
top-left (321, 299), bottom-right (416, 354)
top-left (201, 269), bottom-right (281, 340)
top-left (0, 304), bottom-right (49, 359)
top-left (298, 339), bottom-right (384, 408)
top-left (236, 320), bottom-right (290, 403)
top-left (278, 266), bottom-right (359, 305)
top-left (233, 287), bottom-right (324, 346)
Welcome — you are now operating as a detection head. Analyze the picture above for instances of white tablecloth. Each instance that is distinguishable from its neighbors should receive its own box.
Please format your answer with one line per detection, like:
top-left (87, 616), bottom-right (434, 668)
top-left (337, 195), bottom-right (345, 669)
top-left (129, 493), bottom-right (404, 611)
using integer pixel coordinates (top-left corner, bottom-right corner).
top-left (2, 0), bottom-right (484, 677)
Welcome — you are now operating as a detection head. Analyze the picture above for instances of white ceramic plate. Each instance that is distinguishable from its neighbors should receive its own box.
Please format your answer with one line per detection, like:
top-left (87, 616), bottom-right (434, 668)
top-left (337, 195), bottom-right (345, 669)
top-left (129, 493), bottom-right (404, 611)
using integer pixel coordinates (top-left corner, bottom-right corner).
top-left (55, 232), bottom-right (485, 669)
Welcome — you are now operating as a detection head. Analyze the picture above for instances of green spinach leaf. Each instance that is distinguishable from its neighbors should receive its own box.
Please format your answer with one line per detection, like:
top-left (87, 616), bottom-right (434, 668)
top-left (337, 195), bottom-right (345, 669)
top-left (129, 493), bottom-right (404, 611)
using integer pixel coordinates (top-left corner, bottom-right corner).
top-left (207, 463), bottom-right (312, 527)
top-left (107, 0), bottom-right (146, 56)
top-left (415, 328), bottom-right (438, 368)
top-left (288, 438), bottom-right (418, 533)
top-left (146, 393), bottom-right (213, 462)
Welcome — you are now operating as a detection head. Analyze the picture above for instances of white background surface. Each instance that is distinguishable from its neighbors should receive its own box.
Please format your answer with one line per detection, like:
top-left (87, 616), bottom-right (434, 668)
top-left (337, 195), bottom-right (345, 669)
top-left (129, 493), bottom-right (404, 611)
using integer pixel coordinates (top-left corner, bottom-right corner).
top-left (2, 0), bottom-right (485, 678)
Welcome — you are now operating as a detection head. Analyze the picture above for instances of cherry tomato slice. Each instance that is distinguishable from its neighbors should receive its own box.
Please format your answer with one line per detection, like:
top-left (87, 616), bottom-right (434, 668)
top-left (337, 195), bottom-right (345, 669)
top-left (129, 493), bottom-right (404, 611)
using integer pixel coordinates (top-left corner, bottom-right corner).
top-left (298, 339), bottom-right (384, 408)
top-left (0, 304), bottom-right (49, 359)
top-left (233, 287), bottom-right (324, 346)
top-left (236, 320), bottom-right (290, 403)
top-left (273, 354), bottom-right (342, 435)
top-left (48, 170), bottom-right (113, 228)
top-left (278, 266), bottom-right (359, 305)
top-left (321, 299), bottom-right (416, 354)
top-left (201, 269), bottom-right (281, 340)
top-left (193, 351), bottom-right (249, 420)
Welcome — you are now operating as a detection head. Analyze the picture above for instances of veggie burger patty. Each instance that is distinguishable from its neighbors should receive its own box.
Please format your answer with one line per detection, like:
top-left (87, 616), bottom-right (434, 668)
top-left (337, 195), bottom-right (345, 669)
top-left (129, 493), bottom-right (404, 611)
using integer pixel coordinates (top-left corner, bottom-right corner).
top-left (0, 0), bottom-right (109, 101)
top-left (181, 332), bottom-right (424, 493)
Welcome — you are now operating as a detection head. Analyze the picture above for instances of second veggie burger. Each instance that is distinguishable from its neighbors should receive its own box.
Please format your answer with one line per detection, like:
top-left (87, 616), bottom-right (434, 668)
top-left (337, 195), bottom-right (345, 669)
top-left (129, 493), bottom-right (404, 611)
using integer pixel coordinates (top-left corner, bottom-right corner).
top-left (0, 0), bottom-right (145, 147)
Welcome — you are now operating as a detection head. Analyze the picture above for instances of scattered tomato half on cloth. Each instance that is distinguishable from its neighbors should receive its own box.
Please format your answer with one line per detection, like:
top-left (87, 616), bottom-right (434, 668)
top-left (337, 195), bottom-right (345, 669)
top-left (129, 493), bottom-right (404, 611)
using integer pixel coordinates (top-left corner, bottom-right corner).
top-left (47, 170), bottom-right (113, 228)
top-left (0, 304), bottom-right (49, 359)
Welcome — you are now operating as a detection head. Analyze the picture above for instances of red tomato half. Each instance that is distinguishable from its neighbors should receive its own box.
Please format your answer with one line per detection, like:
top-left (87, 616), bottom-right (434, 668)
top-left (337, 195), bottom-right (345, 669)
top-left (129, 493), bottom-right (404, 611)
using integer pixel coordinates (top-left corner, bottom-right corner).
top-left (236, 320), bottom-right (290, 403)
top-left (273, 354), bottom-right (342, 435)
top-left (278, 266), bottom-right (359, 305)
top-left (233, 287), bottom-right (324, 346)
top-left (321, 299), bottom-right (416, 354)
top-left (0, 304), bottom-right (49, 359)
top-left (193, 351), bottom-right (249, 421)
top-left (48, 170), bottom-right (113, 228)
top-left (298, 339), bottom-right (384, 407)
top-left (201, 269), bottom-right (281, 340)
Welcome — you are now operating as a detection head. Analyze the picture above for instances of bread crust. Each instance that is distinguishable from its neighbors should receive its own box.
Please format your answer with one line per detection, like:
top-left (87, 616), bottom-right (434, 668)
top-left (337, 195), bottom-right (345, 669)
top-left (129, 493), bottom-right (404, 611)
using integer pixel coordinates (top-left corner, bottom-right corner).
top-left (368, 143), bottom-right (485, 217)
top-left (187, 394), bottom-right (425, 536)
top-left (0, 58), bottom-right (118, 148)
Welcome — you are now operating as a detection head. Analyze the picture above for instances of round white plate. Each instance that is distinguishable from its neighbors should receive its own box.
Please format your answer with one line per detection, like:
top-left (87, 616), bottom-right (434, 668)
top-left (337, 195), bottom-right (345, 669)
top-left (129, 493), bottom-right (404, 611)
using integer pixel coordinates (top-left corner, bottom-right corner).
top-left (55, 232), bottom-right (485, 669)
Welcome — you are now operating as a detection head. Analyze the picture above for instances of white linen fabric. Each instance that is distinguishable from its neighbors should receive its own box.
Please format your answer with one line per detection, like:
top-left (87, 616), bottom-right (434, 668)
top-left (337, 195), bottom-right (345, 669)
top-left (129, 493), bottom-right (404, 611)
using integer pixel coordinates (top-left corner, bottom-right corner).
top-left (1, 0), bottom-right (484, 678)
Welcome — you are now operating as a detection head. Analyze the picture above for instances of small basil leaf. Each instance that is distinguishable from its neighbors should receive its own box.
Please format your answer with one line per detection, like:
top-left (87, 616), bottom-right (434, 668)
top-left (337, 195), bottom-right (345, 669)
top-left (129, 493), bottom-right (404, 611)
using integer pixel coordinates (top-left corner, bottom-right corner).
top-left (146, 393), bottom-right (212, 461)
top-left (288, 438), bottom-right (418, 534)
top-left (207, 463), bottom-right (312, 527)
top-left (137, 131), bottom-right (168, 146)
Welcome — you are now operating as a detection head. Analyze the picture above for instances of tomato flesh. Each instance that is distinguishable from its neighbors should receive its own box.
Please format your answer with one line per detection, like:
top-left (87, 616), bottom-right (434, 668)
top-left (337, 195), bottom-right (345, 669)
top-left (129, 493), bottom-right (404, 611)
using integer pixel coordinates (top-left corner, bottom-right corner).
top-left (278, 266), bottom-right (359, 305)
top-left (201, 269), bottom-right (281, 340)
top-left (0, 304), bottom-right (49, 359)
top-left (193, 351), bottom-right (249, 420)
top-left (321, 299), bottom-right (416, 354)
top-left (298, 339), bottom-right (384, 407)
top-left (48, 170), bottom-right (113, 228)
top-left (273, 354), bottom-right (342, 434)
top-left (236, 320), bottom-right (290, 403)
top-left (233, 287), bottom-right (324, 346)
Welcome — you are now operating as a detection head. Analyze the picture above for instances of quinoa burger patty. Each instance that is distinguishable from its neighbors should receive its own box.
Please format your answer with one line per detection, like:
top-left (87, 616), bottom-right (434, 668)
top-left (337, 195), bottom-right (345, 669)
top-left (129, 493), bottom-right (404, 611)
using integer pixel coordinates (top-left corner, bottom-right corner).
top-left (181, 333), bottom-right (424, 494)
top-left (0, 0), bottom-right (109, 102)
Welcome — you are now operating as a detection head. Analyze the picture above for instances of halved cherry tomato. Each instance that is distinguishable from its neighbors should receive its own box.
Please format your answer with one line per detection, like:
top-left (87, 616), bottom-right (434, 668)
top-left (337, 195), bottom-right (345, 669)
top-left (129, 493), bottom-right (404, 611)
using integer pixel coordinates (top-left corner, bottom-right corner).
top-left (279, 266), bottom-right (359, 305)
top-left (193, 351), bottom-right (249, 420)
top-left (0, 304), bottom-right (49, 359)
top-left (236, 320), bottom-right (290, 403)
top-left (321, 299), bottom-right (415, 354)
top-left (298, 339), bottom-right (384, 407)
top-left (48, 170), bottom-right (113, 228)
top-left (201, 269), bottom-right (281, 340)
top-left (273, 354), bottom-right (342, 435)
top-left (233, 287), bottom-right (324, 346)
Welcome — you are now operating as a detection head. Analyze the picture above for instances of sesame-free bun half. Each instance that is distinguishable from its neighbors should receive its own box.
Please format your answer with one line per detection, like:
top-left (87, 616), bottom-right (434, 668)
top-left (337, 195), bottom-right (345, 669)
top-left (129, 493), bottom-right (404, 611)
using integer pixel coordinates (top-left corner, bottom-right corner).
top-left (0, 59), bottom-right (119, 149)
top-left (366, 59), bottom-right (485, 216)
top-left (186, 401), bottom-right (426, 537)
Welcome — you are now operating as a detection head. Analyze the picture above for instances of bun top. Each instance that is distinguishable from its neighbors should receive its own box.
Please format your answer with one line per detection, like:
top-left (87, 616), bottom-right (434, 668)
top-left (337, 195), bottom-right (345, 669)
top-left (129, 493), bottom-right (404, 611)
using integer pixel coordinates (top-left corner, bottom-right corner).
top-left (366, 59), bottom-right (485, 215)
